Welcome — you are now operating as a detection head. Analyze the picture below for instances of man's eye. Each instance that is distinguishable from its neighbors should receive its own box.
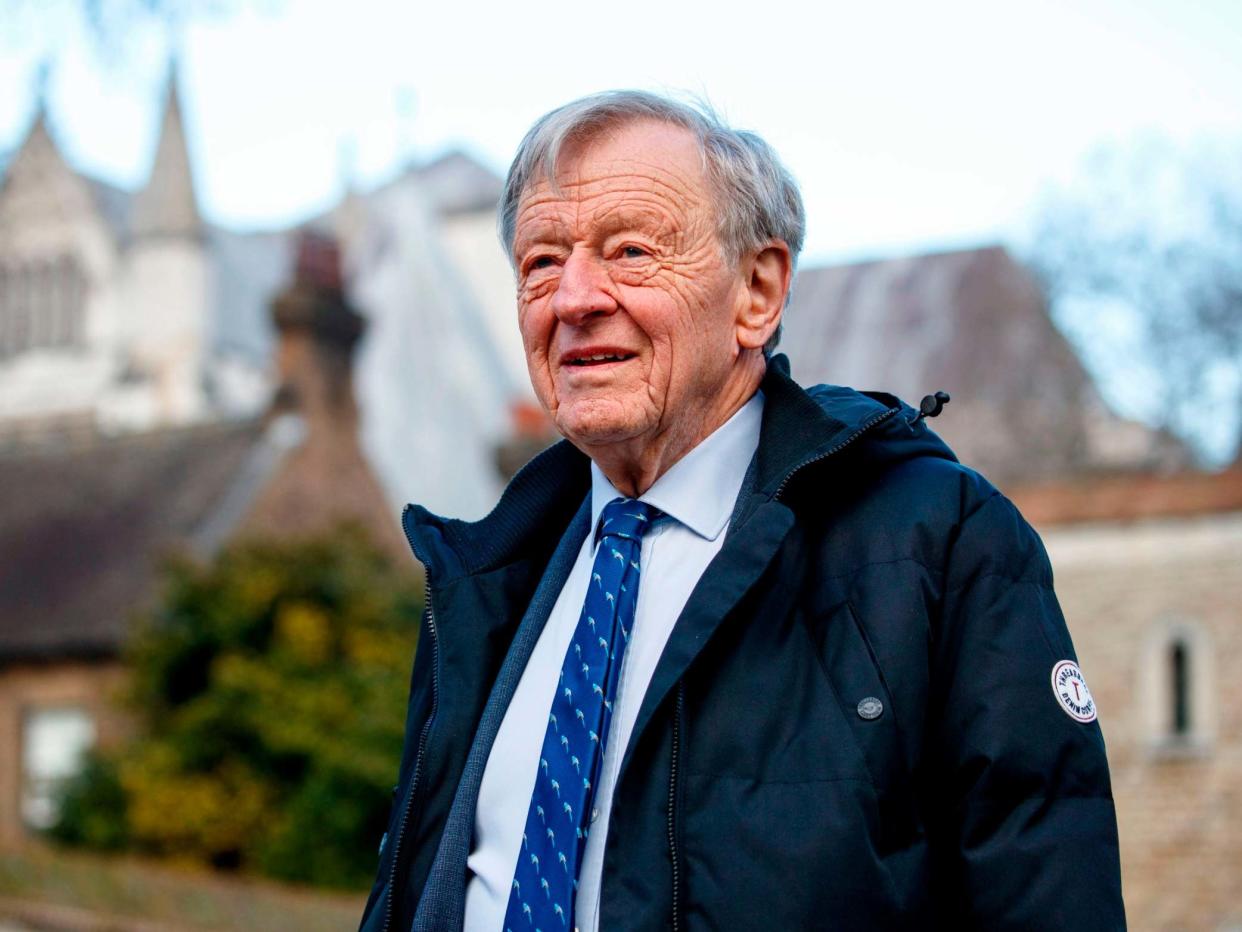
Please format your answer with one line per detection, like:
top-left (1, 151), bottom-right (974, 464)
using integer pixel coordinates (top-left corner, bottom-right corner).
top-left (620, 246), bottom-right (648, 259)
top-left (528, 255), bottom-right (556, 272)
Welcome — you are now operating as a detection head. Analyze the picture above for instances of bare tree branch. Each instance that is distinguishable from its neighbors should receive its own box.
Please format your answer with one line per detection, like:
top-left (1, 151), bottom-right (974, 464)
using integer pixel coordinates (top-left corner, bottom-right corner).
top-left (1027, 137), bottom-right (1242, 463)
top-left (1, 0), bottom-right (267, 67)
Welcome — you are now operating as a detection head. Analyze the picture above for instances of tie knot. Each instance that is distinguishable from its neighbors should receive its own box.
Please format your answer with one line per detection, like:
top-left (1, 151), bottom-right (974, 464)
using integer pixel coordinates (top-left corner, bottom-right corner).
top-left (598, 498), bottom-right (659, 544)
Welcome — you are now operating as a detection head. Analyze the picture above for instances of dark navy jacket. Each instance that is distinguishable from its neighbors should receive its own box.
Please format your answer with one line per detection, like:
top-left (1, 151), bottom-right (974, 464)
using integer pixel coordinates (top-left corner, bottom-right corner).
top-left (360, 357), bottom-right (1126, 931)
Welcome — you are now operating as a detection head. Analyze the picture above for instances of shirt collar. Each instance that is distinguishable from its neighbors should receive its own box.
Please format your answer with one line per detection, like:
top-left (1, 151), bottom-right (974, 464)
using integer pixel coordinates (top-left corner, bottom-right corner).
top-left (590, 391), bottom-right (764, 543)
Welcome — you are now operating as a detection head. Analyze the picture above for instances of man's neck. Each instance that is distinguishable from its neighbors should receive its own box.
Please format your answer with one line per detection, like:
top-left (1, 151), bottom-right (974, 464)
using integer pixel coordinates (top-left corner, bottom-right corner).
top-left (583, 360), bottom-right (765, 498)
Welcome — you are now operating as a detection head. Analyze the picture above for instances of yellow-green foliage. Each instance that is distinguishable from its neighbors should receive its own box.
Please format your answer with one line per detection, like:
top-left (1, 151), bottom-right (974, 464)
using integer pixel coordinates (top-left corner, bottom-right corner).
top-left (52, 524), bottom-right (422, 889)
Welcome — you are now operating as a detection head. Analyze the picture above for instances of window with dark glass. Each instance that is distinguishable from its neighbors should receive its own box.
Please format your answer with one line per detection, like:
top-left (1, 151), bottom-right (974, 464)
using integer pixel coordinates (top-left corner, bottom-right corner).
top-left (0, 254), bottom-right (86, 356)
top-left (0, 264), bottom-right (9, 357)
top-left (1170, 639), bottom-right (1191, 738)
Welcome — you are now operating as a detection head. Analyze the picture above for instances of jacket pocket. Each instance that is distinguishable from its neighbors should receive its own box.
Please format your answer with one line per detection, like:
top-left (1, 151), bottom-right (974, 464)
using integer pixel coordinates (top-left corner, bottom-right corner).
top-left (802, 599), bottom-right (919, 854)
top-left (679, 772), bottom-right (907, 930)
top-left (681, 602), bottom-right (874, 786)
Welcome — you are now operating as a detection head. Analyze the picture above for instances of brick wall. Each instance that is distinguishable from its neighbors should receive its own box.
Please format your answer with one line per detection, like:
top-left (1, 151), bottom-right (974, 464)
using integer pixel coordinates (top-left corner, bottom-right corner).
top-left (0, 660), bottom-right (129, 848)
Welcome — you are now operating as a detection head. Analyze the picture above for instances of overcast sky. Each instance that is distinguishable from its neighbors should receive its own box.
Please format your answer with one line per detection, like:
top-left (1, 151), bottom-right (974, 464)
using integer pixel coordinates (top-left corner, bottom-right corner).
top-left (2, 0), bottom-right (1241, 457)
top-left (2, 0), bottom-right (1241, 265)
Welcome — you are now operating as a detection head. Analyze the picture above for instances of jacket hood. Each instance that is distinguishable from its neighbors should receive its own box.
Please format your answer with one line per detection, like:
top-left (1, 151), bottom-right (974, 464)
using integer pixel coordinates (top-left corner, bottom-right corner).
top-left (403, 354), bottom-right (957, 583)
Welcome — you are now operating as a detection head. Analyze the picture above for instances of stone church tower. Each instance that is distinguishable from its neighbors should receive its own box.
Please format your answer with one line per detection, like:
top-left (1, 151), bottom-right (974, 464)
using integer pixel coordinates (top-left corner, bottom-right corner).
top-left (0, 105), bottom-right (119, 434)
top-left (0, 65), bottom-right (221, 442)
top-left (121, 65), bottom-right (211, 425)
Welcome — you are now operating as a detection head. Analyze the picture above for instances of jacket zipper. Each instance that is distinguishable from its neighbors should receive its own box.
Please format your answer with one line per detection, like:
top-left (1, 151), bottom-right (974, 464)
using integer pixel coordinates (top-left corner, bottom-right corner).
top-left (662, 402), bottom-right (901, 923)
top-left (668, 681), bottom-right (685, 932)
top-left (380, 573), bottom-right (440, 932)
top-left (772, 405), bottom-right (901, 501)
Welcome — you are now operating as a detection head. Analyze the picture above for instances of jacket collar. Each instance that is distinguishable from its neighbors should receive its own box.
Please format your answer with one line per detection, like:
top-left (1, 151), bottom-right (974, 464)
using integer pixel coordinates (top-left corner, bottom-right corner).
top-left (588, 390), bottom-right (763, 544)
top-left (402, 354), bottom-right (903, 584)
top-left (750, 354), bottom-right (898, 497)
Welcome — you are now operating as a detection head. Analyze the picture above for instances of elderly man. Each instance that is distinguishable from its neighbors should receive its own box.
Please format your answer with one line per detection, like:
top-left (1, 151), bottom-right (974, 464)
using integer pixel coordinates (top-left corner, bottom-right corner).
top-left (359, 92), bottom-right (1125, 931)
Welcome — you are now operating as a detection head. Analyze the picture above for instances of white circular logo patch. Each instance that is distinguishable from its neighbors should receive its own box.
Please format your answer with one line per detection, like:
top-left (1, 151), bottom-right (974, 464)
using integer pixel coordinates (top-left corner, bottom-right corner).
top-left (1051, 660), bottom-right (1096, 723)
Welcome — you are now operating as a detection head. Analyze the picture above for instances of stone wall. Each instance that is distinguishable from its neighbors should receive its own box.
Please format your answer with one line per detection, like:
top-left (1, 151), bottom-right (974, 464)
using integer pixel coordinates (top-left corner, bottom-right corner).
top-left (1041, 510), bottom-right (1242, 931)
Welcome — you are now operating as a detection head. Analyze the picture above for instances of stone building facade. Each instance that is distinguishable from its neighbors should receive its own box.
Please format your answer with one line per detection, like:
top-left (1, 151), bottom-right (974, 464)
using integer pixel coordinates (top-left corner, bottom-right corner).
top-left (0, 71), bottom-right (524, 522)
top-left (1011, 470), bottom-right (1242, 931)
top-left (0, 73), bottom-right (264, 441)
top-left (0, 231), bottom-right (407, 848)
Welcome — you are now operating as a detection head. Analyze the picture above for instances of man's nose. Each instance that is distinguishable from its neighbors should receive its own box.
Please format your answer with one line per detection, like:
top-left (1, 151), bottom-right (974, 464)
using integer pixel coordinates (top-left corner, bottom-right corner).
top-left (549, 249), bottom-right (618, 324)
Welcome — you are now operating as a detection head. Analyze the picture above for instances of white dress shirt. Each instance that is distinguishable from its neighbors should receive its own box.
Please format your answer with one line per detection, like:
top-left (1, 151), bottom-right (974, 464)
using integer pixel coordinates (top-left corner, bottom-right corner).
top-left (462, 391), bottom-right (764, 932)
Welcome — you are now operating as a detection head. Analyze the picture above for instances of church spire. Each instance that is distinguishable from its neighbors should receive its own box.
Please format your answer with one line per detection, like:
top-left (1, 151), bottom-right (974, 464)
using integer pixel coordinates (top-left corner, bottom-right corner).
top-left (0, 59), bottom-right (92, 230)
top-left (131, 59), bottom-right (201, 239)
top-left (12, 57), bottom-right (58, 171)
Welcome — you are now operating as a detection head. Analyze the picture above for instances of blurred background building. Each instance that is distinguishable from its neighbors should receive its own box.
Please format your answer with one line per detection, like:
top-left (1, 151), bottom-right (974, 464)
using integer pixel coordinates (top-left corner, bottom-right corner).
top-left (0, 69), bottom-right (524, 521)
top-left (0, 2), bottom-right (1239, 928)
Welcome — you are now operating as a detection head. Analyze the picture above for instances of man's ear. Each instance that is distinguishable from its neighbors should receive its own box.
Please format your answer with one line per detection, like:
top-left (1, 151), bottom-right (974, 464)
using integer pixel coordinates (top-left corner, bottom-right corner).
top-left (736, 241), bottom-right (792, 351)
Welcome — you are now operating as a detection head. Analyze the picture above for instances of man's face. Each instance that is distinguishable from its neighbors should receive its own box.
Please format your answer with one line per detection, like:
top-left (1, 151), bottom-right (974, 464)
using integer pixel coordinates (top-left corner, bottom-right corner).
top-left (512, 120), bottom-right (748, 453)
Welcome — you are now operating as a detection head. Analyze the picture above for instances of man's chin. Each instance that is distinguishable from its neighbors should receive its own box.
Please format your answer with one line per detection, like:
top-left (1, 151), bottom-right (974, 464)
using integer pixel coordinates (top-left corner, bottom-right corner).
top-left (554, 404), bottom-right (649, 451)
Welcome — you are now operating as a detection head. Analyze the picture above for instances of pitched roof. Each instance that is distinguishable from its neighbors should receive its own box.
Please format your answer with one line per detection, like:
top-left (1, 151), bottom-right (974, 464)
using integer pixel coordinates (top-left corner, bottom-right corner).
top-left (412, 150), bottom-right (504, 214)
top-left (0, 421), bottom-right (264, 661)
top-left (781, 245), bottom-right (1187, 482)
top-left (0, 109), bottom-right (101, 236)
top-left (129, 69), bottom-right (201, 239)
top-left (0, 227), bottom-right (416, 662)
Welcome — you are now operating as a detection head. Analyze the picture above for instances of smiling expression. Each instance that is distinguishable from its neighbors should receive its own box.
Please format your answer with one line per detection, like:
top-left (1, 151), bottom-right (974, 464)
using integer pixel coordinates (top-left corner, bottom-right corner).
top-left (512, 120), bottom-right (751, 457)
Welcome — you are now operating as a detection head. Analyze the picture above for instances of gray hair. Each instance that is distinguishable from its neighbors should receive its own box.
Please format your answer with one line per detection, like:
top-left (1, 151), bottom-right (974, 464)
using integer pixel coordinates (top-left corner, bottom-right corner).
top-left (498, 90), bottom-right (806, 351)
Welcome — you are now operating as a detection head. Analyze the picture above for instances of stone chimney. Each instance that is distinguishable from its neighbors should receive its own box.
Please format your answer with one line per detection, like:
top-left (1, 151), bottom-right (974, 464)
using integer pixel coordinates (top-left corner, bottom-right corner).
top-left (269, 230), bottom-right (365, 433)
top-left (235, 229), bottom-right (409, 564)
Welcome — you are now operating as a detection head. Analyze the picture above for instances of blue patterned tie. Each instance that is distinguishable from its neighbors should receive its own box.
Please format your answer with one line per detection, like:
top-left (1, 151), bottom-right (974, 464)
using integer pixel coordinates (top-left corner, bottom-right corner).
top-left (504, 497), bottom-right (658, 931)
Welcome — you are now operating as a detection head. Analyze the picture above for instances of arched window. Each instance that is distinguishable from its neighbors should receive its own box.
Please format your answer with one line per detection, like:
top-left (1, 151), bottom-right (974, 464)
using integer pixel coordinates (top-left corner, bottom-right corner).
top-left (0, 263), bottom-right (10, 358)
top-left (12, 265), bottom-right (31, 353)
top-left (1169, 639), bottom-right (1190, 737)
top-left (47, 256), bottom-right (65, 346)
top-left (49, 254), bottom-right (75, 346)
top-left (66, 256), bottom-right (86, 347)
top-left (30, 259), bottom-right (52, 347)
top-left (1144, 621), bottom-right (1214, 756)
top-left (0, 255), bottom-right (87, 354)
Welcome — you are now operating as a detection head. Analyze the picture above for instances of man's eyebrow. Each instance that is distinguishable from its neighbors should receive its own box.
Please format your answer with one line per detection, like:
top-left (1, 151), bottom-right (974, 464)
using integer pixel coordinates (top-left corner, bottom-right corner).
top-left (512, 218), bottom-right (568, 254)
top-left (592, 206), bottom-right (678, 240)
top-left (513, 209), bottom-right (676, 256)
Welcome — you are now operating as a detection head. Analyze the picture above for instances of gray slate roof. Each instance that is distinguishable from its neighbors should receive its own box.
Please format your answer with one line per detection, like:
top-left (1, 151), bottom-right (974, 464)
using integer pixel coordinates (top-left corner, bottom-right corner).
top-left (410, 150), bottom-right (505, 214)
top-left (0, 420), bottom-right (264, 661)
top-left (781, 245), bottom-right (1183, 482)
top-left (129, 76), bottom-right (202, 239)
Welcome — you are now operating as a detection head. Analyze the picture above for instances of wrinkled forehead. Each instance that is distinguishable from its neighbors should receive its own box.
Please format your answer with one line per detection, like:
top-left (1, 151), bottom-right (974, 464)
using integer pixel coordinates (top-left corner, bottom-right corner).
top-left (555, 119), bottom-right (704, 184)
top-left (512, 120), bottom-right (714, 242)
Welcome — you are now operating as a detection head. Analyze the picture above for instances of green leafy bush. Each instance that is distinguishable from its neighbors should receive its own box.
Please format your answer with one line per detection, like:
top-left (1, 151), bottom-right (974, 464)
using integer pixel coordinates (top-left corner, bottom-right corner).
top-left (52, 524), bottom-right (421, 889)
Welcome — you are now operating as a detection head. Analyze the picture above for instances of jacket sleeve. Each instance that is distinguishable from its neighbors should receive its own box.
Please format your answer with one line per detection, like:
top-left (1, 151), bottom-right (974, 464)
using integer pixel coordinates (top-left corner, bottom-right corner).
top-left (928, 488), bottom-right (1126, 929)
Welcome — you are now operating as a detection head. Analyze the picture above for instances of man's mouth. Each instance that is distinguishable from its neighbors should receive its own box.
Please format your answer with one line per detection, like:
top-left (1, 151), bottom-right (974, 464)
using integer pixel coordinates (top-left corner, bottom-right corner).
top-left (563, 351), bottom-right (637, 367)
